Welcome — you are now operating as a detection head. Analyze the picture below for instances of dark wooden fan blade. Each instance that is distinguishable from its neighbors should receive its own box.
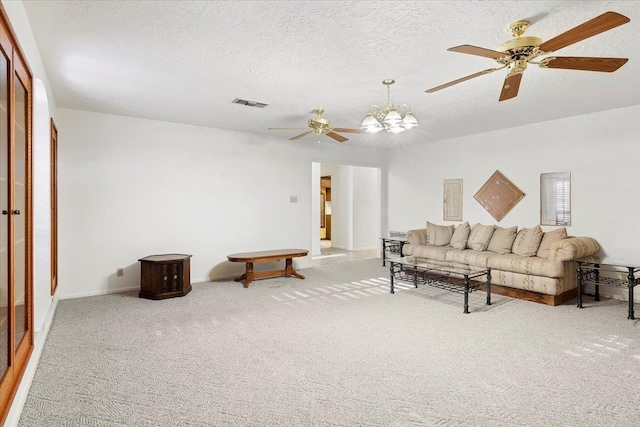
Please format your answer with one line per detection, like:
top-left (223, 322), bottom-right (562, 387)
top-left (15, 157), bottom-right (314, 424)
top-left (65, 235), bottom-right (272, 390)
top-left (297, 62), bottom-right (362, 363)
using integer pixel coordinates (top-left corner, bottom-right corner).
top-left (538, 11), bottom-right (630, 53)
top-left (448, 45), bottom-right (507, 60)
top-left (325, 131), bottom-right (348, 143)
top-left (542, 56), bottom-right (628, 72)
top-left (426, 68), bottom-right (498, 93)
top-left (331, 128), bottom-right (365, 133)
top-left (499, 73), bottom-right (523, 102)
top-left (289, 131), bottom-right (313, 141)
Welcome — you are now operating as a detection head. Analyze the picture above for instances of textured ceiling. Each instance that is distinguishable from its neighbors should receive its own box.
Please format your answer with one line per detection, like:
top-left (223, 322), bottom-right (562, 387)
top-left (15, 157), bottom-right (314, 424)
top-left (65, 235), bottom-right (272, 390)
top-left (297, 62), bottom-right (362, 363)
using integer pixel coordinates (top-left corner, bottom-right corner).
top-left (23, 1), bottom-right (640, 149)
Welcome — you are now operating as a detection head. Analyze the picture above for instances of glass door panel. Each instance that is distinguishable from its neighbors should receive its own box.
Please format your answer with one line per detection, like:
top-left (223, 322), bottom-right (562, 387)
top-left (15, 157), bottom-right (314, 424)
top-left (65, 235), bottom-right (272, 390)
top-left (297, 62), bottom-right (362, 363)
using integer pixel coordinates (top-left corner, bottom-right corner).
top-left (13, 74), bottom-right (26, 349)
top-left (0, 48), bottom-right (8, 378)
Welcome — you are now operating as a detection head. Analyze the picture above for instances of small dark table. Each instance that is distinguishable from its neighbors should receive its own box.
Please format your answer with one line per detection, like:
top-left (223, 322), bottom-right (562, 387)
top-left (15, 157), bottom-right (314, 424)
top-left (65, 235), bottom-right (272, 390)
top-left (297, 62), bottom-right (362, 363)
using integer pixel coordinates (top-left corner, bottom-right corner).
top-left (577, 258), bottom-right (640, 319)
top-left (380, 237), bottom-right (407, 266)
top-left (138, 254), bottom-right (192, 300)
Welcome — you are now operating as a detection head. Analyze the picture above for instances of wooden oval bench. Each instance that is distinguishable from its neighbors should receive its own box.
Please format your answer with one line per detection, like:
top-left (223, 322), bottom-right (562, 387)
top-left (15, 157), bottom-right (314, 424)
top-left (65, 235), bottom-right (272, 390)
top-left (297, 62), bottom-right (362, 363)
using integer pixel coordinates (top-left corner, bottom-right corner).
top-left (227, 249), bottom-right (308, 288)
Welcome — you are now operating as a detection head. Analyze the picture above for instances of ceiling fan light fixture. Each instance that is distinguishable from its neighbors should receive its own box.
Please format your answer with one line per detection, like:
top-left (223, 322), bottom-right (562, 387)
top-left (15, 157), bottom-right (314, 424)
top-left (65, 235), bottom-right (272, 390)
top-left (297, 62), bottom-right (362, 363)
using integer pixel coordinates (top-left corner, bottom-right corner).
top-left (361, 113), bottom-right (380, 127)
top-left (382, 108), bottom-right (402, 125)
top-left (401, 111), bottom-right (419, 129)
top-left (388, 124), bottom-right (406, 134)
top-left (362, 79), bottom-right (418, 135)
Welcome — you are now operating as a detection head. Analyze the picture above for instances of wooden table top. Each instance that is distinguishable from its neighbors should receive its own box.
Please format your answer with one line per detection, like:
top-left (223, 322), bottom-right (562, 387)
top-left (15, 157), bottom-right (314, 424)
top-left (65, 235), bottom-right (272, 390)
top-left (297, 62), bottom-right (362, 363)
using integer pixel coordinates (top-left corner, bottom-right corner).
top-left (139, 254), bottom-right (192, 262)
top-left (227, 249), bottom-right (308, 262)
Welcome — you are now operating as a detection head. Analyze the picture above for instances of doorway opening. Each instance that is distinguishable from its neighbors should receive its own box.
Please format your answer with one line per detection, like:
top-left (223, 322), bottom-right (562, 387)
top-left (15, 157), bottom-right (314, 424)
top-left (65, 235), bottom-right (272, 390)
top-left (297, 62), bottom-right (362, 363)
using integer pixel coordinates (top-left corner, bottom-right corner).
top-left (311, 162), bottom-right (381, 263)
top-left (320, 175), bottom-right (331, 248)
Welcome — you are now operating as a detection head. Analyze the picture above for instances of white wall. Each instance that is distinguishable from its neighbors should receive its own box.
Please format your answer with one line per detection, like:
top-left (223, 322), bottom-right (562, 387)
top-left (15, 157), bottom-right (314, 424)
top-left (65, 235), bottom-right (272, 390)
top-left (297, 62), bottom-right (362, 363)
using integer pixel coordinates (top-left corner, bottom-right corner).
top-left (32, 79), bottom-right (52, 332)
top-left (352, 166), bottom-right (379, 250)
top-left (387, 104), bottom-right (640, 301)
top-left (57, 108), bottom-right (385, 298)
top-left (311, 162), bottom-right (321, 256)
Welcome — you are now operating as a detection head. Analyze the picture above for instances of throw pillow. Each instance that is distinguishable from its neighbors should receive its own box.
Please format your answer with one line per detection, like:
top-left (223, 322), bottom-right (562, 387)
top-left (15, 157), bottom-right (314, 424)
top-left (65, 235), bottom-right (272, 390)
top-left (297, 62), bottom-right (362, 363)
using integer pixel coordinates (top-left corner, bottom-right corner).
top-left (450, 221), bottom-right (470, 250)
top-left (512, 225), bottom-right (544, 257)
top-left (536, 227), bottom-right (568, 259)
top-left (467, 224), bottom-right (496, 251)
top-left (426, 221), bottom-right (455, 246)
top-left (487, 226), bottom-right (518, 254)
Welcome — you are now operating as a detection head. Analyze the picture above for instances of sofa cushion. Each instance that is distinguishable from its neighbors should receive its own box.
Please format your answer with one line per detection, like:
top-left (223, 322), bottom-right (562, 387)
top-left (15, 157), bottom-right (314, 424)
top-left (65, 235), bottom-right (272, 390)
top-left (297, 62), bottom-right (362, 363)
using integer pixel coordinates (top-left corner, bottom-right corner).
top-left (488, 254), bottom-right (565, 278)
top-left (548, 237), bottom-right (600, 262)
top-left (536, 227), bottom-right (567, 259)
top-left (467, 224), bottom-right (495, 251)
top-left (403, 244), bottom-right (453, 261)
top-left (426, 221), bottom-right (455, 246)
top-left (445, 249), bottom-right (493, 268)
top-left (512, 225), bottom-right (543, 257)
top-left (487, 226), bottom-right (518, 254)
top-left (450, 221), bottom-right (470, 250)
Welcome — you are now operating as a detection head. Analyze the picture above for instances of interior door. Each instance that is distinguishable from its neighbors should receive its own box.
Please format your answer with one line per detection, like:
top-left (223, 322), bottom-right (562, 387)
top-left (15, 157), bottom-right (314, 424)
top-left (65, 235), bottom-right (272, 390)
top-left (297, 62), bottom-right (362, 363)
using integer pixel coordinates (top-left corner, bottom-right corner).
top-left (13, 66), bottom-right (28, 354)
top-left (0, 28), bottom-right (9, 386)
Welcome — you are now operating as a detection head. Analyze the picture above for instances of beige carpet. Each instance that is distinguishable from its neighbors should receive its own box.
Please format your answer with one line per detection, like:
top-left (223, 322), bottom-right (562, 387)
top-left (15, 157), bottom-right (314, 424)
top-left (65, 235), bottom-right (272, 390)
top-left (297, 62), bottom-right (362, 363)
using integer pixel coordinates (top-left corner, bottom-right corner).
top-left (19, 258), bottom-right (640, 426)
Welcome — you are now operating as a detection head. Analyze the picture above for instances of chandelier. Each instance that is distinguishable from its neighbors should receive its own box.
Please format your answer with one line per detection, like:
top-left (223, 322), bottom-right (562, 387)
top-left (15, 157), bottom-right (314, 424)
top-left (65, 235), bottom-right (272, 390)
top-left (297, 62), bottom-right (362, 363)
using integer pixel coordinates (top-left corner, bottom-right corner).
top-left (361, 79), bottom-right (418, 134)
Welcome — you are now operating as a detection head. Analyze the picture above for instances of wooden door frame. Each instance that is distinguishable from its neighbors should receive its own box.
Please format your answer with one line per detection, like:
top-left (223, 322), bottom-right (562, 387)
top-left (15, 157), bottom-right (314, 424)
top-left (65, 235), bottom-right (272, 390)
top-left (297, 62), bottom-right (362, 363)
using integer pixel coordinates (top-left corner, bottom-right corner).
top-left (50, 118), bottom-right (57, 295)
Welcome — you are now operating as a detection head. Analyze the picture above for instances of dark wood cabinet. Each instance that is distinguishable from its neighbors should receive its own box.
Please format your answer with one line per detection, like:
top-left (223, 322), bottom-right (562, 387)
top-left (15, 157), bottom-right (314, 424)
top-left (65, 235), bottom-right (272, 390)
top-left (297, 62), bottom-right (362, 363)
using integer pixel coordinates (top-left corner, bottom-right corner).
top-left (138, 254), bottom-right (192, 300)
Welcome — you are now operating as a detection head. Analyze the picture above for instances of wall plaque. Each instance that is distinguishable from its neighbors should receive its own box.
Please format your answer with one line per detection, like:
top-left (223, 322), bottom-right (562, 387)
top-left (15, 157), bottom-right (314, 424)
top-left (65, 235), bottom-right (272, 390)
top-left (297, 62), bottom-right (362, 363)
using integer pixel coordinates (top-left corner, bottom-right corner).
top-left (443, 179), bottom-right (463, 221)
top-left (474, 170), bottom-right (525, 222)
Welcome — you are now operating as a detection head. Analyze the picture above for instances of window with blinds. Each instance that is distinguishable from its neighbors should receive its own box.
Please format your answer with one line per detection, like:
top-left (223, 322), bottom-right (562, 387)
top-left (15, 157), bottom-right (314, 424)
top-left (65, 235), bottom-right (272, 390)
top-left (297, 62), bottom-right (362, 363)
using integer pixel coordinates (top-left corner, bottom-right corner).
top-left (541, 172), bottom-right (571, 226)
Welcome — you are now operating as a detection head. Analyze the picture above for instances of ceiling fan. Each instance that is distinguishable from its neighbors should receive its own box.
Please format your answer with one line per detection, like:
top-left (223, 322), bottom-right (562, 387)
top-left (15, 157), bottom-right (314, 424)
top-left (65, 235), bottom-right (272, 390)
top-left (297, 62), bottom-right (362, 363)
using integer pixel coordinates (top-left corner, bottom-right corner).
top-left (268, 108), bottom-right (364, 142)
top-left (426, 11), bottom-right (630, 101)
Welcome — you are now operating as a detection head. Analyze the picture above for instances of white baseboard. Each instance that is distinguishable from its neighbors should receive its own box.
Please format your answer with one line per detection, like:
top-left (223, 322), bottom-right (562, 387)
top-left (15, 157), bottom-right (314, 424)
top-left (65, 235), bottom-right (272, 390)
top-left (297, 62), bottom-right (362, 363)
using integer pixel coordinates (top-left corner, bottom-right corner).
top-left (59, 286), bottom-right (140, 300)
top-left (352, 246), bottom-right (377, 252)
top-left (5, 295), bottom-right (59, 427)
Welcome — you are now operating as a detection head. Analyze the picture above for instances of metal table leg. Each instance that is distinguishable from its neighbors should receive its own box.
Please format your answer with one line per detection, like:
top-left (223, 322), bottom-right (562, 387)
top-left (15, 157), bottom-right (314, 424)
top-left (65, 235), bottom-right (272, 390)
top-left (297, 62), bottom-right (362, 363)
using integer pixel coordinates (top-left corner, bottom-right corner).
top-left (390, 262), bottom-right (395, 294)
top-left (577, 262), bottom-right (583, 308)
top-left (594, 263), bottom-right (600, 301)
top-left (486, 268), bottom-right (492, 306)
top-left (463, 275), bottom-right (470, 314)
top-left (628, 267), bottom-right (635, 320)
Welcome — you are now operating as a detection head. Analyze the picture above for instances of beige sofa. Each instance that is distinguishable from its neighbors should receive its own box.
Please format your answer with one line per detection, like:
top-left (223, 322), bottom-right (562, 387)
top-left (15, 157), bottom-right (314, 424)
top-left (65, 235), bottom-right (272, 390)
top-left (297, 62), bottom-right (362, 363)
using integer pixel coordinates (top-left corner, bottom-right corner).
top-left (402, 222), bottom-right (599, 305)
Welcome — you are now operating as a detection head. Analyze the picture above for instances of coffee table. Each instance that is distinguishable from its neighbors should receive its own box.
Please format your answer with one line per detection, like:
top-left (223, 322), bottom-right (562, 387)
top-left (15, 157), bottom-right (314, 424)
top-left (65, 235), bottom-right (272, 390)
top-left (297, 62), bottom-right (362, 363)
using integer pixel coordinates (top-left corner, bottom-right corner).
top-left (227, 249), bottom-right (308, 288)
top-left (389, 257), bottom-right (491, 314)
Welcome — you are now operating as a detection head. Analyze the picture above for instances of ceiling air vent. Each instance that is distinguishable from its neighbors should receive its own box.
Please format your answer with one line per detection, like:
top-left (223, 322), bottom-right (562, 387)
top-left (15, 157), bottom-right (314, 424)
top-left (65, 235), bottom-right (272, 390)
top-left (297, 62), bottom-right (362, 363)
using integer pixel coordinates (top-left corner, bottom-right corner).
top-left (232, 98), bottom-right (269, 108)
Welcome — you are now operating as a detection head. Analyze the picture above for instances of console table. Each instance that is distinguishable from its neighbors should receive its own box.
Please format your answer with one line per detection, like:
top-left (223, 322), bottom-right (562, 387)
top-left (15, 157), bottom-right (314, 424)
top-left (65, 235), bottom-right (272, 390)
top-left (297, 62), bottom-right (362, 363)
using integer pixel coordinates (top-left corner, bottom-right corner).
top-left (138, 254), bottom-right (192, 300)
top-left (577, 258), bottom-right (640, 319)
top-left (380, 237), bottom-right (407, 266)
top-left (389, 257), bottom-right (491, 314)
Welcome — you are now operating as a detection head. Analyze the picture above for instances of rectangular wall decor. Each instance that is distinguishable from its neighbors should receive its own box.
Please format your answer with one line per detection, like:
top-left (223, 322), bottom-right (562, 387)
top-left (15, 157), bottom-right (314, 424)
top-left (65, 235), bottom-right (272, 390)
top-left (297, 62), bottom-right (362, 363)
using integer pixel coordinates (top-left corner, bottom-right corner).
top-left (474, 170), bottom-right (525, 222)
top-left (540, 172), bottom-right (571, 226)
top-left (443, 179), bottom-right (463, 221)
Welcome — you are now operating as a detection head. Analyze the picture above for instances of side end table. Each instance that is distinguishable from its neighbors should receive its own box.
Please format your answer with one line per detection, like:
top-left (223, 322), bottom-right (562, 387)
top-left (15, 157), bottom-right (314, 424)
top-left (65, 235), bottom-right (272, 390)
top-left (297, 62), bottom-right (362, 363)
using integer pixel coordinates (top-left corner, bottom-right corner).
top-left (138, 254), bottom-right (192, 300)
top-left (577, 258), bottom-right (640, 319)
top-left (381, 237), bottom-right (407, 267)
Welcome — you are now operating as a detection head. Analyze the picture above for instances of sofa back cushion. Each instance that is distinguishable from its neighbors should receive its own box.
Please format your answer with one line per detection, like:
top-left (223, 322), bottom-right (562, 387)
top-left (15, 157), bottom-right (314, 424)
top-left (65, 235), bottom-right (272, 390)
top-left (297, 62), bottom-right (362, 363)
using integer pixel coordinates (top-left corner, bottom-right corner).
top-left (450, 221), bottom-right (470, 250)
top-left (487, 226), bottom-right (518, 254)
top-left (536, 227), bottom-right (568, 259)
top-left (426, 221), bottom-right (455, 246)
top-left (467, 224), bottom-right (496, 251)
top-left (512, 225), bottom-right (544, 257)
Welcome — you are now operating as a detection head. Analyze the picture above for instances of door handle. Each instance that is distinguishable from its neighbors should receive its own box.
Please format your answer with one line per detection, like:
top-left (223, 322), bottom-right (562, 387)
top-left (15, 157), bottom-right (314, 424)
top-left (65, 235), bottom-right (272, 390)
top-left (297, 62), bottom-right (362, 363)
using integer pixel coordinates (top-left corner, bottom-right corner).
top-left (11, 210), bottom-right (20, 215)
top-left (1, 210), bottom-right (7, 215)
